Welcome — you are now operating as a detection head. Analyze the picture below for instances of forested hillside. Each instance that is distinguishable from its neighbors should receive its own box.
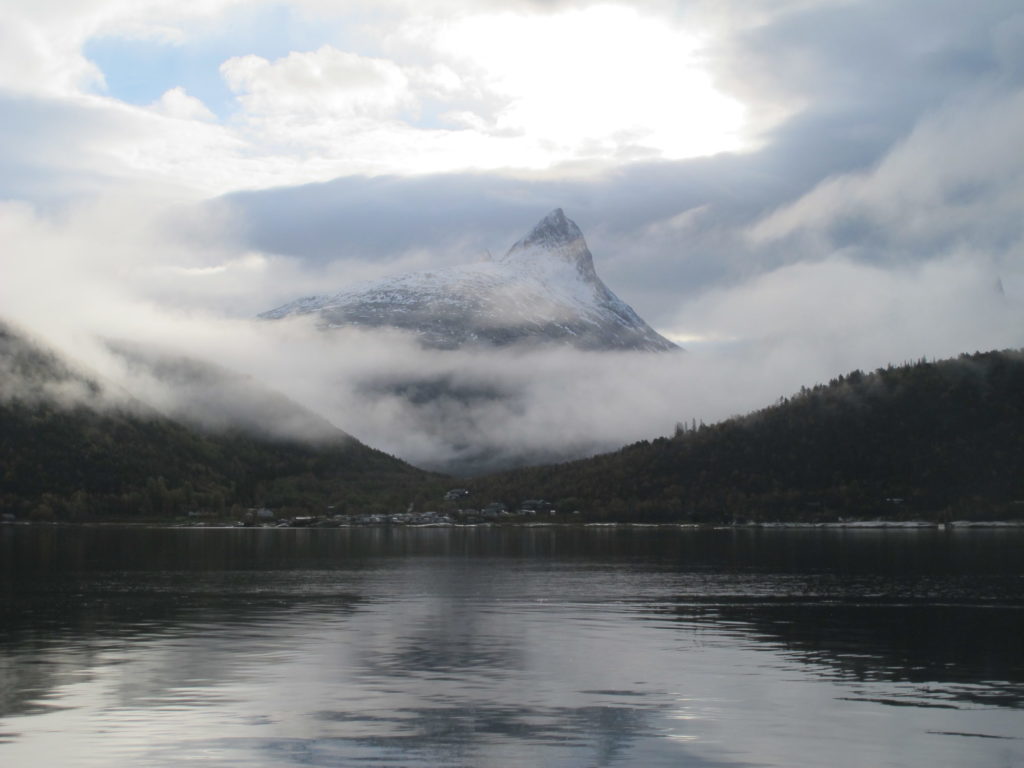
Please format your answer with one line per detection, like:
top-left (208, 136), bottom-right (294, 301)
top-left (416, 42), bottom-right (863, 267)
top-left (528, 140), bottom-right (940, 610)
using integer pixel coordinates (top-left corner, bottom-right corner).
top-left (0, 323), bottom-right (438, 519)
top-left (5, 317), bottom-right (1023, 524)
top-left (473, 351), bottom-right (1024, 522)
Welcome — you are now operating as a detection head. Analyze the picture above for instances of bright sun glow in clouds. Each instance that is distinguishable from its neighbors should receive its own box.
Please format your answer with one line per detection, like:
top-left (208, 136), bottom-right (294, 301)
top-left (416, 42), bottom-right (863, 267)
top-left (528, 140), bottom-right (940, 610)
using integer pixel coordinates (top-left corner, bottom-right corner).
top-left (203, 4), bottom-right (750, 186)
top-left (432, 5), bottom-right (748, 162)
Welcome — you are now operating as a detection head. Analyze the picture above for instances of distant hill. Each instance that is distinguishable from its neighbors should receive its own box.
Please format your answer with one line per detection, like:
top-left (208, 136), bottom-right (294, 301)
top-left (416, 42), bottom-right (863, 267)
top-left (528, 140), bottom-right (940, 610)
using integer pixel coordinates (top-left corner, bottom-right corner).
top-left (471, 351), bottom-right (1024, 522)
top-left (0, 322), bottom-right (438, 520)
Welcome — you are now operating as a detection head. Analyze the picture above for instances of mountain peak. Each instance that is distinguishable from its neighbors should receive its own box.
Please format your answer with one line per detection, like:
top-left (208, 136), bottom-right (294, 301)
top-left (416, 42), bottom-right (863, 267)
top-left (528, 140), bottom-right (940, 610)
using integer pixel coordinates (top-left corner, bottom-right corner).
top-left (502, 208), bottom-right (597, 282)
top-left (259, 207), bottom-right (678, 352)
top-left (517, 208), bottom-right (582, 249)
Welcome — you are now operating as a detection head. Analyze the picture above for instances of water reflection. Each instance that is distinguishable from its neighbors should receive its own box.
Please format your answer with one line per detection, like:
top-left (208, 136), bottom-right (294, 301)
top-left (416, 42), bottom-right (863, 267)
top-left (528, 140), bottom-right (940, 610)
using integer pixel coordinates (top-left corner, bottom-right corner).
top-left (1, 526), bottom-right (1023, 767)
top-left (307, 703), bottom-right (661, 766)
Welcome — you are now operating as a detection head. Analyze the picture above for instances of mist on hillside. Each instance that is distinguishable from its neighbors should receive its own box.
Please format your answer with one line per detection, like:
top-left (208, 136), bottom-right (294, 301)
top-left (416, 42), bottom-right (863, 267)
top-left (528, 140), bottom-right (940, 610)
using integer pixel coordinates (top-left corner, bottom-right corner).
top-left (1, 189), bottom-right (1020, 474)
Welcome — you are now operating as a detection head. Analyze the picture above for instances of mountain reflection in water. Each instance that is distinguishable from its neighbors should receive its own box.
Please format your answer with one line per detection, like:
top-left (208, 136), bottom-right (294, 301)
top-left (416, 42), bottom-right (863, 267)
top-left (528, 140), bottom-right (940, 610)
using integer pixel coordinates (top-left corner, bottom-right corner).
top-left (1, 525), bottom-right (1022, 767)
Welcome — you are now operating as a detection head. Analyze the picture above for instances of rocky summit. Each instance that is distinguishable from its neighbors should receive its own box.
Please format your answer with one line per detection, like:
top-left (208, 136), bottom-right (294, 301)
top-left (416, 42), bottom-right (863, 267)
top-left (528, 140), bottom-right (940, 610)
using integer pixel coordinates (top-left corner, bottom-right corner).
top-left (260, 209), bottom-right (679, 352)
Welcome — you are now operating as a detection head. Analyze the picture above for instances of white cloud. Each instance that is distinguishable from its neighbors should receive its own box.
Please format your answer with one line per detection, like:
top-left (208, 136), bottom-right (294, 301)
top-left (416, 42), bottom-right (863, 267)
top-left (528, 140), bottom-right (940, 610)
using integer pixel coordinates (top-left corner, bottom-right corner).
top-left (414, 5), bottom-right (749, 161)
top-left (150, 86), bottom-right (216, 121)
top-left (671, 254), bottom-right (1022, 373)
top-left (750, 85), bottom-right (1024, 260)
top-left (0, 6), bottom-right (105, 95)
top-left (221, 46), bottom-right (413, 121)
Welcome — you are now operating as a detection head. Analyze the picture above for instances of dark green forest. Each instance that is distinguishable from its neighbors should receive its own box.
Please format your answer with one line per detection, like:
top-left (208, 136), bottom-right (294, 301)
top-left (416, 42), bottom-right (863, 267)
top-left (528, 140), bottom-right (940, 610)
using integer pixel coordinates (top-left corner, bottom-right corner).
top-left (3, 318), bottom-right (1023, 523)
top-left (469, 351), bottom-right (1024, 523)
top-left (0, 323), bottom-right (440, 520)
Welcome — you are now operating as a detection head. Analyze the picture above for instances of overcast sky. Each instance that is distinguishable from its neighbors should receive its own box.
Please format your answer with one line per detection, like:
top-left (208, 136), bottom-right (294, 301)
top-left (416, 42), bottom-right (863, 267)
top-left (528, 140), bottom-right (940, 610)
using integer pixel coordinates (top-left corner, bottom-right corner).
top-left (3, 0), bottom-right (1024, 466)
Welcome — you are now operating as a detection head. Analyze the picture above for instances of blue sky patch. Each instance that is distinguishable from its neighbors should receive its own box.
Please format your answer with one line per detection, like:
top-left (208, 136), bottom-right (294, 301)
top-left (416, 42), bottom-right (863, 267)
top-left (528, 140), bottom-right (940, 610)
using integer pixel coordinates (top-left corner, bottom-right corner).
top-left (83, 3), bottom-right (345, 119)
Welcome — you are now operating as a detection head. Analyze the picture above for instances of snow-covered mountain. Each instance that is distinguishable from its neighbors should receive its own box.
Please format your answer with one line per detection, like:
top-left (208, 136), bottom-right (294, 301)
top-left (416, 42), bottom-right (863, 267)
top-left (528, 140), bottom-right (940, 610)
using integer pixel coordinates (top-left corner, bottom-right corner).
top-left (260, 209), bottom-right (678, 352)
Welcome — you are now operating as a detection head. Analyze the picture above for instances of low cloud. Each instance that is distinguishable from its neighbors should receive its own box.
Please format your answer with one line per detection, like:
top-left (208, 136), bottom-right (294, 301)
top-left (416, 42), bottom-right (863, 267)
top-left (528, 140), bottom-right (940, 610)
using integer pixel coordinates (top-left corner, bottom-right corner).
top-left (750, 85), bottom-right (1024, 265)
top-left (3, 190), bottom-right (1021, 476)
top-left (672, 254), bottom-right (1020, 370)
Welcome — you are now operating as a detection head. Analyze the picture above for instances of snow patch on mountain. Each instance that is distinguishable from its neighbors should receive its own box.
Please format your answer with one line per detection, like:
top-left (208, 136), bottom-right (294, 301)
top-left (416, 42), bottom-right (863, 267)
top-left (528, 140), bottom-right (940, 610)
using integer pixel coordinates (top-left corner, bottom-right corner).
top-left (260, 209), bottom-right (678, 352)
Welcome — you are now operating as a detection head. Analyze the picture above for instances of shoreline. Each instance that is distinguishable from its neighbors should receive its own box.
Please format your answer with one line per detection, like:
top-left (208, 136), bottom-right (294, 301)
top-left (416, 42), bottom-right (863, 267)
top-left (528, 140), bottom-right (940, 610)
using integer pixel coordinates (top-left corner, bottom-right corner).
top-left (4, 519), bottom-right (1024, 530)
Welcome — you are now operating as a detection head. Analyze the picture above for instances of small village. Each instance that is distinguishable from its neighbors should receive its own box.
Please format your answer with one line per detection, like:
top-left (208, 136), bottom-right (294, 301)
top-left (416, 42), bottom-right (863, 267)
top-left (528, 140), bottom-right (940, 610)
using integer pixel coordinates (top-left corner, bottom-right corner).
top-left (225, 490), bottom-right (569, 528)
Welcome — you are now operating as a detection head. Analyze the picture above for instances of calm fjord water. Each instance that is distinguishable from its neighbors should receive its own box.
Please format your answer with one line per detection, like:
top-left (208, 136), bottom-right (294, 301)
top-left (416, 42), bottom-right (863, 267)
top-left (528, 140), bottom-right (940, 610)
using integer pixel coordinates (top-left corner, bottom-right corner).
top-left (1, 525), bottom-right (1022, 767)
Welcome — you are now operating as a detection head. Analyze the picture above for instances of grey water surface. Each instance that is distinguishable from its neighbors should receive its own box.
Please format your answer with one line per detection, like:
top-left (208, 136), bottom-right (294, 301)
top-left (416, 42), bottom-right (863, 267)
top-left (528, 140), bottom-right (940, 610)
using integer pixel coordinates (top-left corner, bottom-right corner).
top-left (1, 525), bottom-right (1022, 767)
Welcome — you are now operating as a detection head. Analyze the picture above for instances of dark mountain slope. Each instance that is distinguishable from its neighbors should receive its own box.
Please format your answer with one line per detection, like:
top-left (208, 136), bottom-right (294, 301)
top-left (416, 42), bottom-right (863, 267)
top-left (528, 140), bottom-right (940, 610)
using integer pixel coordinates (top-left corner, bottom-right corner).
top-left (0, 322), bottom-right (438, 519)
top-left (473, 351), bottom-right (1024, 522)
